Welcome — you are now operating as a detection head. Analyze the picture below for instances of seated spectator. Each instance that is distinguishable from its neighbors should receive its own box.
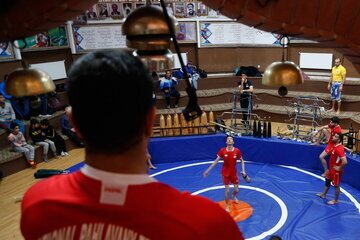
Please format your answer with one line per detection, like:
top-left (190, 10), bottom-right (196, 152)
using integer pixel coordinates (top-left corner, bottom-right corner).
top-left (29, 119), bottom-right (58, 162)
top-left (159, 70), bottom-right (180, 108)
top-left (0, 94), bottom-right (25, 134)
top-left (40, 119), bottom-right (68, 157)
top-left (30, 94), bottom-right (55, 118)
top-left (48, 91), bottom-right (64, 111)
top-left (60, 106), bottom-right (84, 147)
top-left (0, 75), bottom-right (30, 120)
top-left (173, 62), bottom-right (201, 89)
top-left (8, 122), bottom-right (36, 167)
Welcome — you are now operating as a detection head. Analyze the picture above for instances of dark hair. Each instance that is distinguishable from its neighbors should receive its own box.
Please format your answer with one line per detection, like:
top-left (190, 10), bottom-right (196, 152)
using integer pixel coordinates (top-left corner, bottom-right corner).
top-left (40, 119), bottom-right (50, 126)
top-left (335, 132), bottom-right (343, 142)
top-left (226, 135), bottom-right (234, 141)
top-left (67, 50), bottom-right (153, 154)
top-left (331, 116), bottom-right (340, 124)
top-left (10, 122), bottom-right (19, 130)
top-left (30, 119), bottom-right (39, 126)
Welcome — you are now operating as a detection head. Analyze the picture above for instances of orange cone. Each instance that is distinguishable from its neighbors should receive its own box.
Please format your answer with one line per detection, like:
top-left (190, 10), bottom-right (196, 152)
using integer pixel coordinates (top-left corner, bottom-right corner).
top-left (180, 114), bottom-right (188, 135)
top-left (201, 112), bottom-right (208, 134)
top-left (173, 113), bottom-right (180, 135)
top-left (160, 114), bottom-right (166, 136)
top-left (166, 114), bottom-right (173, 136)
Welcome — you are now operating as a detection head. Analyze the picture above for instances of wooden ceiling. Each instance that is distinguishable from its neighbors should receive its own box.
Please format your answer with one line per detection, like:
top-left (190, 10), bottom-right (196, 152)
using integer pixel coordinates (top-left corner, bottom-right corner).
top-left (1, 0), bottom-right (360, 72)
top-left (202, 0), bottom-right (360, 72)
top-left (0, 0), bottom-right (97, 42)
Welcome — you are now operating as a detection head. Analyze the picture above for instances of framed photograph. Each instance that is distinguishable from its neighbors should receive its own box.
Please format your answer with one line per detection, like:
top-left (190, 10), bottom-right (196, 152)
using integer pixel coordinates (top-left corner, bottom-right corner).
top-left (109, 3), bottom-right (123, 18)
top-left (165, 2), bottom-right (174, 16)
top-left (0, 42), bottom-right (15, 61)
top-left (174, 2), bottom-right (185, 17)
top-left (185, 2), bottom-right (197, 17)
top-left (86, 5), bottom-right (98, 19)
top-left (96, 3), bottom-right (110, 18)
top-left (176, 22), bottom-right (197, 43)
top-left (197, 2), bottom-right (207, 16)
top-left (17, 26), bottom-right (69, 51)
top-left (122, 3), bottom-right (134, 18)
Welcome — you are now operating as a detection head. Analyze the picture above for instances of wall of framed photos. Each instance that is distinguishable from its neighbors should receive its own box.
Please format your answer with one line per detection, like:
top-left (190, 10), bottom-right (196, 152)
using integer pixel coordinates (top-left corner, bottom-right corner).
top-left (1, 1), bottom-right (359, 77)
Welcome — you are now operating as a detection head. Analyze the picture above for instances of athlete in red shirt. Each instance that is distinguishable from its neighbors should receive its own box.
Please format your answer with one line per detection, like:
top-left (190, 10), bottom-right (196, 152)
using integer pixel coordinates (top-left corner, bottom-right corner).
top-left (311, 117), bottom-right (342, 176)
top-left (316, 132), bottom-right (347, 205)
top-left (21, 50), bottom-right (244, 240)
top-left (203, 136), bottom-right (247, 212)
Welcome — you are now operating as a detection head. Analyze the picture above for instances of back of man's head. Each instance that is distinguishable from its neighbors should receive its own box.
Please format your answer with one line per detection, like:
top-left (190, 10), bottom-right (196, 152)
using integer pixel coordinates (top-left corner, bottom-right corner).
top-left (67, 50), bottom-right (153, 154)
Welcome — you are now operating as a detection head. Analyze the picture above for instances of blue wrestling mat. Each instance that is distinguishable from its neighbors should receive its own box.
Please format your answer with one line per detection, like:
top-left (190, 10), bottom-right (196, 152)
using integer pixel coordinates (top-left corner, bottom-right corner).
top-left (67, 134), bottom-right (360, 240)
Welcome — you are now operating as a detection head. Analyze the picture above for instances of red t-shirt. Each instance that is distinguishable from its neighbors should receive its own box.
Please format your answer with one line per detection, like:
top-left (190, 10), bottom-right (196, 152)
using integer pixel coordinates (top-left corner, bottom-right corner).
top-left (327, 124), bottom-right (342, 144)
top-left (329, 144), bottom-right (346, 173)
top-left (217, 147), bottom-right (242, 177)
top-left (21, 166), bottom-right (244, 240)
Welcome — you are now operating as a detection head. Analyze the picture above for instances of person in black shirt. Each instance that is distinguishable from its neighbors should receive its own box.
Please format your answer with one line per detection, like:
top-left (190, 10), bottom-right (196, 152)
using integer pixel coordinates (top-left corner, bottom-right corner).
top-left (40, 119), bottom-right (68, 157)
top-left (29, 119), bottom-right (58, 162)
top-left (237, 72), bottom-right (253, 122)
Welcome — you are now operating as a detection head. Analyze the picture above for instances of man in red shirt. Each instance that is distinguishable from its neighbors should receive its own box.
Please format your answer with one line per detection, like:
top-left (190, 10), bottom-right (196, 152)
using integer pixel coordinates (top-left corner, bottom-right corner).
top-left (311, 117), bottom-right (342, 176)
top-left (20, 50), bottom-right (244, 240)
top-left (316, 132), bottom-right (347, 204)
top-left (203, 136), bottom-right (248, 212)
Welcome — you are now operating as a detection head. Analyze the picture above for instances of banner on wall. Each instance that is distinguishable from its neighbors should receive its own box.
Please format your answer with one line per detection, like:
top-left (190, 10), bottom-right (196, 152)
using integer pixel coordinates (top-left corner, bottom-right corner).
top-left (73, 24), bottom-right (127, 52)
top-left (200, 22), bottom-right (281, 46)
top-left (0, 42), bottom-right (15, 61)
top-left (176, 22), bottom-right (197, 43)
top-left (17, 27), bottom-right (68, 51)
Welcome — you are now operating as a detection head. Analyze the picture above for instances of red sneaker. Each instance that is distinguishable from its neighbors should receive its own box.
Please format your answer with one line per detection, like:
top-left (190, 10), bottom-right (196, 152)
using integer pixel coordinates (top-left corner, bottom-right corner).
top-left (29, 161), bottom-right (37, 168)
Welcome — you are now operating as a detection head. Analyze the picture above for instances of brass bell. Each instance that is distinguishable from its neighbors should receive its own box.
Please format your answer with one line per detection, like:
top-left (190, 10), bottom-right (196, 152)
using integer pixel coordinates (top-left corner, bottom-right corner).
top-left (6, 68), bottom-right (55, 97)
top-left (122, 5), bottom-right (177, 72)
top-left (262, 61), bottom-right (303, 86)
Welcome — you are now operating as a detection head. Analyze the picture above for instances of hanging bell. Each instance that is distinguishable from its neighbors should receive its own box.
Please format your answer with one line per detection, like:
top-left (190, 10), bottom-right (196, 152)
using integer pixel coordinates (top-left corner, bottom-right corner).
top-left (122, 5), bottom-right (177, 72)
top-left (6, 68), bottom-right (55, 97)
top-left (262, 61), bottom-right (303, 86)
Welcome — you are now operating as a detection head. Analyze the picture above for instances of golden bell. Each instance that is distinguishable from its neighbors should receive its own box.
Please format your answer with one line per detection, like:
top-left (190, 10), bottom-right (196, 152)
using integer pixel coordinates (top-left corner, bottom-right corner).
top-left (6, 68), bottom-right (56, 97)
top-left (122, 5), bottom-right (177, 71)
top-left (262, 61), bottom-right (303, 86)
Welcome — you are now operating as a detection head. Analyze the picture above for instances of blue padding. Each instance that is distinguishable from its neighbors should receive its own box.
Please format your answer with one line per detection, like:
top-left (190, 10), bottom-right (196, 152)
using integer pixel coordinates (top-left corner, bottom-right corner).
top-left (153, 160), bottom-right (360, 240)
top-left (149, 134), bottom-right (360, 190)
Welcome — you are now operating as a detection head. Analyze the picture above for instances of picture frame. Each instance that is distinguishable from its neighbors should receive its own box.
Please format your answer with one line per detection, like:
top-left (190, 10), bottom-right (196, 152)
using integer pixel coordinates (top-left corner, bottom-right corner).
top-left (0, 42), bottom-right (15, 61)
top-left (96, 3), bottom-right (110, 18)
top-left (174, 2), bottom-right (185, 18)
top-left (185, 2), bottom-right (197, 17)
top-left (17, 26), bottom-right (69, 51)
top-left (109, 3), bottom-right (123, 19)
top-left (196, 2), bottom-right (208, 16)
top-left (122, 2), bottom-right (134, 18)
top-left (165, 2), bottom-right (175, 16)
top-left (176, 21), bottom-right (197, 43)
top-left (86, 4), bottom-right (98, 20)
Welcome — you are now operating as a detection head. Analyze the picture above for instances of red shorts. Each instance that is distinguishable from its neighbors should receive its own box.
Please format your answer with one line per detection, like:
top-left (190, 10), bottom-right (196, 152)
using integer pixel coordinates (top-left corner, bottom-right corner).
top-left (324, 142), bottom-right (334, 154)
top-left (326, 168), bottom-right (343, 186)
top-left (222, 174), bottom-right (238, 185)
